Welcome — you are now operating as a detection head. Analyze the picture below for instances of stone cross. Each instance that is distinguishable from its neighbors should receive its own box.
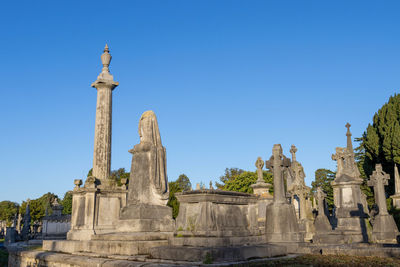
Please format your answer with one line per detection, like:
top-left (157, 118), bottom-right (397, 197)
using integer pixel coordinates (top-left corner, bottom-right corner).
top-left (266, 144), bottom-right (290, 204)
top-left (345, 122), bottom-right (353, 151)
top-left (255, 157), bottom-right (264, 183)
top-left (209, 181), bottom-right (214, 190)
top-left (316, 187), bottom-right (327, 216)
top-left (290, 145), bottom-right (297, 163)
top-left (368, 164), bottom-right (390, 216)
top-left (332, 147), bottom-right (345, 177)
top-left (91, 44), bottom-right (119, 184)
top-left (395, 164), bottom-right (400, 195)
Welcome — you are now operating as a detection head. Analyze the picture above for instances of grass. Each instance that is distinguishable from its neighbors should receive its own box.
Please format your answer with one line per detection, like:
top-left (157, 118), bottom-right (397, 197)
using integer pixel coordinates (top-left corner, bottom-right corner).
top-left (0, 248), bottom-right (8, 267)
top-left (244, 254), bottom-right (400, 267)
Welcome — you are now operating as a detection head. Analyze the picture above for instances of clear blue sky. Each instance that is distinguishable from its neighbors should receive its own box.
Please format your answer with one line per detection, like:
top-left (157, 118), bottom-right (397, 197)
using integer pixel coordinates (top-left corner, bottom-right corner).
top-left (1, 1), bottom-right (400, 203)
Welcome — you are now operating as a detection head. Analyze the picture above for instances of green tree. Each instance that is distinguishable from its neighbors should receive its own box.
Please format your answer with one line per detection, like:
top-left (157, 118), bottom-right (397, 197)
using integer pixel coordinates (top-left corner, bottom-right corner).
top-left (61, 191), bottom-right (73, 215)
top-left (167, 174), bottom-right (192, 219)
top-left (311, 169), bottom-right (335, 213)
top-left (358, 94), bottom-right (400, 196)
top-left (109, 168), bottom-right (130, 186)
top-left (20, 193), bottom-right (58, 223)
top-left (215, 168), bottom-right (245, 189)
top-left (0, 201), bottom-right (19, 225)
top-left (222, 170), bottom-right (273, 194)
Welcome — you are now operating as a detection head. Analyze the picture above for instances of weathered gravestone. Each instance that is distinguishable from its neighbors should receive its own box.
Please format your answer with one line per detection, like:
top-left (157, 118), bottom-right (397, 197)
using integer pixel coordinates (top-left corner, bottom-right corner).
top-left (368, 164), bottom-right (399, 243)
top-left (20, 200), bottom-right (31, 241)
top-left (265, 144), bottom-right (302, 244)
top-left (330, 123), bottom-right (368, 243)
top-left (287, 145), bottom-right (314, 241)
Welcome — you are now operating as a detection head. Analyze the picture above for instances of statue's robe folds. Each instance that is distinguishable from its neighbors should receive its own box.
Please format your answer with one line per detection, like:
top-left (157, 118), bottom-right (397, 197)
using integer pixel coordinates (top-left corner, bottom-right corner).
top-left (119, 111), bottom-right (173, 230)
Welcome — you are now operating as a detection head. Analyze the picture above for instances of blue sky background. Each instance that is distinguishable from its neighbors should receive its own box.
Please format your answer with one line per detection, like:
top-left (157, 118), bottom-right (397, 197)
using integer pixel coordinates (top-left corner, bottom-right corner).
top-left (1, 1), bottom-right (400, 203)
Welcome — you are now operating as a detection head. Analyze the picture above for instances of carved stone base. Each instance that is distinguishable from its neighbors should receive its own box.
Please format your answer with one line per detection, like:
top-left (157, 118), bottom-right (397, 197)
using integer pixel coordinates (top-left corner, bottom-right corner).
top-left (265, 203), bottom-right (302, 243)
top-left (372, 214), bottom-right (399, 244)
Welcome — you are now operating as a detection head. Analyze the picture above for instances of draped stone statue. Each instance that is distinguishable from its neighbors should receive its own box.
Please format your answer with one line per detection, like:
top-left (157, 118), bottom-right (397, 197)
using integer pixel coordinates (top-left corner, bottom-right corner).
top-left (119, 111), bottom-right (174, 233)
top-left (127, 110), bottom-right (168, 206)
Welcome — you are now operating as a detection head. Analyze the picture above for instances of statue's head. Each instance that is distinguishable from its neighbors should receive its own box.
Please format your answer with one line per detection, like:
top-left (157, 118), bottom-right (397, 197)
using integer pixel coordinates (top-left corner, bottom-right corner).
top-left (138, 110), bottom-right (162, 146)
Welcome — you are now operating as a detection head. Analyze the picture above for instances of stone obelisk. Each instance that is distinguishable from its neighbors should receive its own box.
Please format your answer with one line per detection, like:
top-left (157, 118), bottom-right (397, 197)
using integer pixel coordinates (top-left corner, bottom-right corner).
top-left (91, 44), bottom-right (119, 184)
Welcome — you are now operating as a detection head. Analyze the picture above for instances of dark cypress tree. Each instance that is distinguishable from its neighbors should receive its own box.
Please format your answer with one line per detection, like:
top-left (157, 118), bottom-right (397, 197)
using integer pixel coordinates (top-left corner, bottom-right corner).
top-left (359, 93), bottom-right (400, 196)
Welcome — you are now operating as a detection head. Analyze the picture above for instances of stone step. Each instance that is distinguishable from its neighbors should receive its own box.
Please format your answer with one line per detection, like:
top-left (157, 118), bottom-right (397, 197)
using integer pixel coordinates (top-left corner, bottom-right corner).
top-left (91, 231), bottom-right (173, 241)
top-left (150, 244), bottom-right (287, 262)
top-left (170, 235), bottom-right (265, 247)
top-left (43, 239), bottom-right (169, 256)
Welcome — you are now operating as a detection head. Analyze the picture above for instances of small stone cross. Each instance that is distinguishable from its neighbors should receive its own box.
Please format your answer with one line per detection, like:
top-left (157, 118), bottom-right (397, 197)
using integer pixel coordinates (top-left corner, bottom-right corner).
top-left (255, 157), bottom-right (264, 183)
top-left (290, 145), bottom-right (297, 163)
top-left (345, 122), bottom-right (351, 132)
top-left (368, 164), bottom-right (390, 215)
top-left (316, 187), bottom-right (327, 215)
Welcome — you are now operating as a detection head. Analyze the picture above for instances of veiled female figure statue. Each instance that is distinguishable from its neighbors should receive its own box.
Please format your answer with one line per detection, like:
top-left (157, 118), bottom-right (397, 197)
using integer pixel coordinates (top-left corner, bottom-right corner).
top-left (127, 110), bottom-right (169, 206)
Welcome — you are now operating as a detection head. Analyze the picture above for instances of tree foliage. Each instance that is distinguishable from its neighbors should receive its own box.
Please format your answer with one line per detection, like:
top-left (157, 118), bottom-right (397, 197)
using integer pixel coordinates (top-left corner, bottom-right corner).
top-left (167, 174), bottom-right (192, 219)
top-left (220, 169), bottom-right (273, 194)
top-left (109, 168), bottom-right (130, 186)
top-left (311, 169), bottom-right (335, 212)
top-left (358, 94), bottom-right (400, 196)
top-left (20, 192), bottom-right (58, 223)
top-left (61, 191), bottom-right (73, 215)
top-left (215, 168), bottom-right (245, 189)
top-left (0, 201), bottom-right (19, 225)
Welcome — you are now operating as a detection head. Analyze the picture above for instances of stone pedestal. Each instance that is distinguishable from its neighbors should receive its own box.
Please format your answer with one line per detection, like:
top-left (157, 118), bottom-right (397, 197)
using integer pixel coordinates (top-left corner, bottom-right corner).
top-left (331, 178), bottom-right (368, 242)
top-left (265, 203), bottom-right (302, 243)
top-left (175, 190), bottom-right (260, 242)
top-left (67, 186), bottom-right (127, 241)
top-left (372, 214), bottom-right (399, 243)
top-left (118, 203), bottom-right (175, 232)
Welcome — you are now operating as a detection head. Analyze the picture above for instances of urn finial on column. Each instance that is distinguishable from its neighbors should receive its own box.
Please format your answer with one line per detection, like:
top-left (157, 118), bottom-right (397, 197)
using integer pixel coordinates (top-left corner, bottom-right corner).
top-left (95, 44), bottom-right (116, 82)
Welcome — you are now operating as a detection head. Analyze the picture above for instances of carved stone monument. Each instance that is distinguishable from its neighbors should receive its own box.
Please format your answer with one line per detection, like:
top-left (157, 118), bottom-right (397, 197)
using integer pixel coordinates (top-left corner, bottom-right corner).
top-left (118, 110), bottom-right (174, 232)
top-left (265, 144), bottom-right (301, 243)
top-left (330, 123), bottom-right (368, 243)
top-left (66, 45), bottom-right (127, 241)
top-left (313, 187), bottom-right (334, 243)
top-left (368, 164), bottom-right (399, 243)
top-left (91, 44), bottom-right (119, 185)
top-left (251, 157), bottom-right (272, 198)
top-left (42, 198), bottom-right (71, 240)
top-left (287, 145), bottom-right (314, 241)
top-left (20, 200), bottom-right (31, 241)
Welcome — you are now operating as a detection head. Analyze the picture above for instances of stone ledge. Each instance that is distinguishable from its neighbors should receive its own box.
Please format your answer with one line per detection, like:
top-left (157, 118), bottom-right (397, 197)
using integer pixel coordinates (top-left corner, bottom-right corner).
top-left (149, 244), bottom-right (287, 262)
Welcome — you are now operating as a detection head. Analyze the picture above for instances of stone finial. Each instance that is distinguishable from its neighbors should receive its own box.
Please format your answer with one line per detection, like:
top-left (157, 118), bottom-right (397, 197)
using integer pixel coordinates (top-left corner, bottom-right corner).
top-left (74, 179), bottom-right (82, 189)
top-left (94, 44), bottom-right (117, 82)
top-left (290, 145), bottom-right (297, 163)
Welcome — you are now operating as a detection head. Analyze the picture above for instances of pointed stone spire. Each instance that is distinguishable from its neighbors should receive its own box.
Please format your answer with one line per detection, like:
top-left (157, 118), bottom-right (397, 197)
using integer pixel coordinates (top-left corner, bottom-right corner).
top-left (345, 122), bottom-right (353, 151)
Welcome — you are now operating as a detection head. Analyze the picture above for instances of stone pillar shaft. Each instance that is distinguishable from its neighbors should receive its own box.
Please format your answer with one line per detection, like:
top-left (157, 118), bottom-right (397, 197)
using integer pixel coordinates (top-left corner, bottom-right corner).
top-left (272, 145), bottom-right (285, 204)
top-left (93, 86), bottom-right (113, 181)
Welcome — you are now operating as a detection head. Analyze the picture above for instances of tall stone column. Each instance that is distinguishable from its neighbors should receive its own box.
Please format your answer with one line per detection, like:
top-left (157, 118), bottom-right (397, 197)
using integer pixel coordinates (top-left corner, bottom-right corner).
top-left (91, 44), bottom-right (118, 184)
